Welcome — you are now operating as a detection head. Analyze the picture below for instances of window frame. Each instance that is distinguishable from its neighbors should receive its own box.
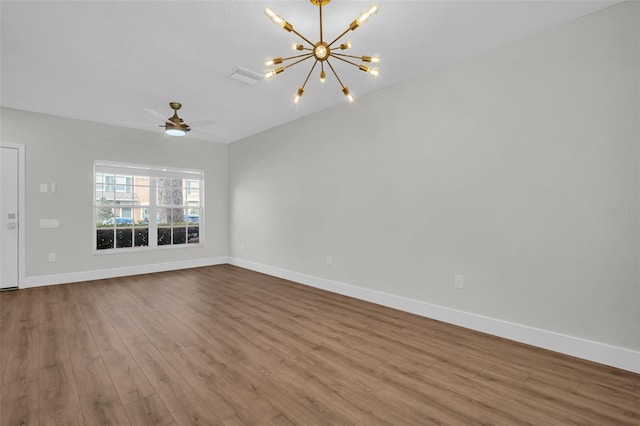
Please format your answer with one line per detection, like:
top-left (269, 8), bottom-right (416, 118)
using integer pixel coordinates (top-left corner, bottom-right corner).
top-left (93, 161), bottom-right (204, 254)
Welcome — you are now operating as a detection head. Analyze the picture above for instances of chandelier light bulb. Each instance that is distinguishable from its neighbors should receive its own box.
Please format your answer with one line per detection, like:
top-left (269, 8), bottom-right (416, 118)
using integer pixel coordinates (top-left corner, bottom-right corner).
top-left (356, 4), bottom-right (378, 26)
top-left (320, 69), bottom-right (326, 82)
top-left (264, 66), bottom-right (284, 80)
top-left (292, 43), bottom-right (304, 51)
top-left (294, 87), bottom-right (304, 103)
top-left (339, 42), bottom-right (352, 50)
top-left (314, 44), bottom-right (329, 60)
top-left (358, 64), bottom-right (380, 77)
top-left (342, 86), bottom-right (354, 102)
top-left (362, 55), bottom-right (380, 63)
top-left (264, 6), bottom-right (286, 27)
top-left (265, 57), bottom-right (283, 66)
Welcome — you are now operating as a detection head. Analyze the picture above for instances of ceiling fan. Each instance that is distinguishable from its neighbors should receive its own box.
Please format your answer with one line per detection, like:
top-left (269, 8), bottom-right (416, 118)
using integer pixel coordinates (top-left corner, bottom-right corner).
top-left (154, 102), bottom-right (191, 136)
top-left (123, 102), bottom-right (218, 137)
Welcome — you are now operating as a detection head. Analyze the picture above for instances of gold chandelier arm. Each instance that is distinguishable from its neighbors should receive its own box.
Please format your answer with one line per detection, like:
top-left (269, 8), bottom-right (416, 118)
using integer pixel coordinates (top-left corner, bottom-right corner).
top-left (331, 53), bottom-right (379, 63)
top-left (290, 28), bottom-right (315, 47)
top-left (331, 54), bottom-right (379, 77)
top-left (283, 54), bottom-right (315, 70)
top-left (325, 59), bottom-right (346, 88)
top-left (282, 53), bottom-right (316, 62)
top-left (328, 4), bottom-right (378, 47)
top-left (331, 52), bottom-right (362, 60)
top-left (319, 1), bottom-right (324, 43)
top-left (301, 60), bottom-right (319, 90)
top-left (327, 27), bottom-right (352, 48)
top-left (329, 54), bottom-right (360, 69)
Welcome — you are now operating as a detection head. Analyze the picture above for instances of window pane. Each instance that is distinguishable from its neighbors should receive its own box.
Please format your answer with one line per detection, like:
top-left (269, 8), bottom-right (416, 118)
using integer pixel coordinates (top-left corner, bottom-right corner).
top-left (134, 228), bottom-right (149, 247)
top-left (97, 229), bottom-right (114, 250)
top-left (157, 207), bottom-right (185, 225)
top-left (157, 178), bottom-right (185, 206)
top-left (116, 228), bottom-right (133, 248)
top-left (188, 227), bottom-right (199, 244)
top-left (96, 208), bottom-right (115, 226)
top-left (157, 227), bottom-right (172, 245)
top-left (132, 208), bottom-right (147, 225)
top-left (96, 192), bottom-right (114, 205)
top-left (186, 180), bottom-right (200, 204)
top-left (187, 209), bottom-right (199, 224)
top-left (173, 227), bottom-right (186, 245)
top-left (114, 217), bottom-right (133, 227)
top-left (134, 182), bottom-right (150, 211)
top-left (186, 179), bottom-right (199, 195)
top-left (104, 175), bottom-right (115, 193)
top-left (115, 175), bottom-right (132, 192)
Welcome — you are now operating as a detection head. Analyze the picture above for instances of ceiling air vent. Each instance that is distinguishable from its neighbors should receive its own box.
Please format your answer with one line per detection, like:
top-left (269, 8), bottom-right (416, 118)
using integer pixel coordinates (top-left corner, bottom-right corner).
top-left (228, 67), bottom-right (262, 85)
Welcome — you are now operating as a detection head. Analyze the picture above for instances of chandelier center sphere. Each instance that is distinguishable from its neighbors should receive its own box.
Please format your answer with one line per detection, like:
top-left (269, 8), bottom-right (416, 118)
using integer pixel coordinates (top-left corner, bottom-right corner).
top-left (313, 42), bottom-right (330, 61)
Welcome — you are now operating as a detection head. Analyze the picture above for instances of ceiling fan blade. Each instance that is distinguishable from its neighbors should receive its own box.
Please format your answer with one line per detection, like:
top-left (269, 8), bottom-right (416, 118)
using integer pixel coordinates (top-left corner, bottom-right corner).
top-left (144, 107), bottom-right (173, 125)
top-left (120, 121), bottom-right (161, 128)
top-left (188, 118), bottom-right (217, 128)
top-left (191, 127), bottom-right (221, 136)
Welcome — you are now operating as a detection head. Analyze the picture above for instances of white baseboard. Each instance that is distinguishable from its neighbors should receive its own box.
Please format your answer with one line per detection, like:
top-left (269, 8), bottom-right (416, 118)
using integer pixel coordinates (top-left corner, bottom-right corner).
top-left (228, 257), bottom-right (640, 374)
top-left (22, 256), bottom-right (229, 288)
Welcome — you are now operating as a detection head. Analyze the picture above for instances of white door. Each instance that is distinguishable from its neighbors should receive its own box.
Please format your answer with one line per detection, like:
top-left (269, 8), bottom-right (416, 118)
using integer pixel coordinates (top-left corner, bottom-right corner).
top-left (0, 146), bottom-right (19, 289)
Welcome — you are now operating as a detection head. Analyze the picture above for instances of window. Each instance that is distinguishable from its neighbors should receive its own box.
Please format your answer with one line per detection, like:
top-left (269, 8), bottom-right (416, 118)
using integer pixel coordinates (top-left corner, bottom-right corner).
top-left (94, 161), bottom-right (203, 252)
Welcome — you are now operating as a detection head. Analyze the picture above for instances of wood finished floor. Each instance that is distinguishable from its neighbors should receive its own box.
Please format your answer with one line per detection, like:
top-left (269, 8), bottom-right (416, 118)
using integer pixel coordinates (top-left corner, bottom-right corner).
top-left (0, 265), bottom-right (638, 425)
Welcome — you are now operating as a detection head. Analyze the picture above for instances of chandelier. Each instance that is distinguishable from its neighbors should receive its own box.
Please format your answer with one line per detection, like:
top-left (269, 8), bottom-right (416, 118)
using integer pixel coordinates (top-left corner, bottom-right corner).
top-left (263, 0), bottom-right (380, 103)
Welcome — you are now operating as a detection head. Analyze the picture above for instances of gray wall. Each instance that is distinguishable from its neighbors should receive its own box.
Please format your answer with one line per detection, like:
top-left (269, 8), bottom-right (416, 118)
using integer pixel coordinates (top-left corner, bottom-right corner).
top-left (0, 108), bottom-right (228, 278)
top-left (229, 2), bottom-right (640, 351)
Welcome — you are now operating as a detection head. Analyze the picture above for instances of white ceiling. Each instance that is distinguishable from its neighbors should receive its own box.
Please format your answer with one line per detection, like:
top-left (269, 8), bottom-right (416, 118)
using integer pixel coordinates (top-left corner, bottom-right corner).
top-left (1, 0), bottom-right (620, 144)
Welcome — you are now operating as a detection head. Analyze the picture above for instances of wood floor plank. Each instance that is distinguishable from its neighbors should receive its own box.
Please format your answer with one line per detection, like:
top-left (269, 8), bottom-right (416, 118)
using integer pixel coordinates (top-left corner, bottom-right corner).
top-left (60, 286), bottom-right (131, 425)
top-left (1, 290), bottom-right (27, 386)
top-left (123, 393), bottom-right (177, 426)
top-left (1, 288), bottom-right (41, 426)
top-left (39, 299), bottom-right (71, 369)
top-left (39, 360), bottom-right (83, 426)
top-left (125, 339), bottom-right (224, 425)
top-left (0, 264), bottom-right (638, 425)
top-left (1, 378), bottom-right (39, 426)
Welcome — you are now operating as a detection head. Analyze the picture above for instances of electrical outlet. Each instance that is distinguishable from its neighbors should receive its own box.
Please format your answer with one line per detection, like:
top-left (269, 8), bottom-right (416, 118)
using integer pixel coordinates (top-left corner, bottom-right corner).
top-left (326, 255), bottom-right (332, 265)
top-left (48, 253), bottom-right (56, 262)
top-left (454, 274), bottom-right (464, 289)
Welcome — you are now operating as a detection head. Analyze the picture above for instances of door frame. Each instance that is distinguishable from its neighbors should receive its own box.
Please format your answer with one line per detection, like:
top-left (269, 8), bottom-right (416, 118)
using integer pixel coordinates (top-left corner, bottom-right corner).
top-left (1, 143), bottom-right (26, 289)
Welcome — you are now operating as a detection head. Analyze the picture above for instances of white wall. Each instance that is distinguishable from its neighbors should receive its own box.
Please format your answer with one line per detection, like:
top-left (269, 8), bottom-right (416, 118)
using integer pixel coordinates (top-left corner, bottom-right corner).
top-left (229, 0), bottom-right (639, 358)
top-left (0, 108), bottom-right (228, 283)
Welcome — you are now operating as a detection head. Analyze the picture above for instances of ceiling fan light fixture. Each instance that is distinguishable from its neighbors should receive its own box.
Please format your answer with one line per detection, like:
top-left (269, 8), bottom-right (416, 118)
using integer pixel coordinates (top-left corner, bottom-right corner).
top-left (165, 127), bottom-right (187, 137)
top-left (163, 102), bottom-right (190, 136)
